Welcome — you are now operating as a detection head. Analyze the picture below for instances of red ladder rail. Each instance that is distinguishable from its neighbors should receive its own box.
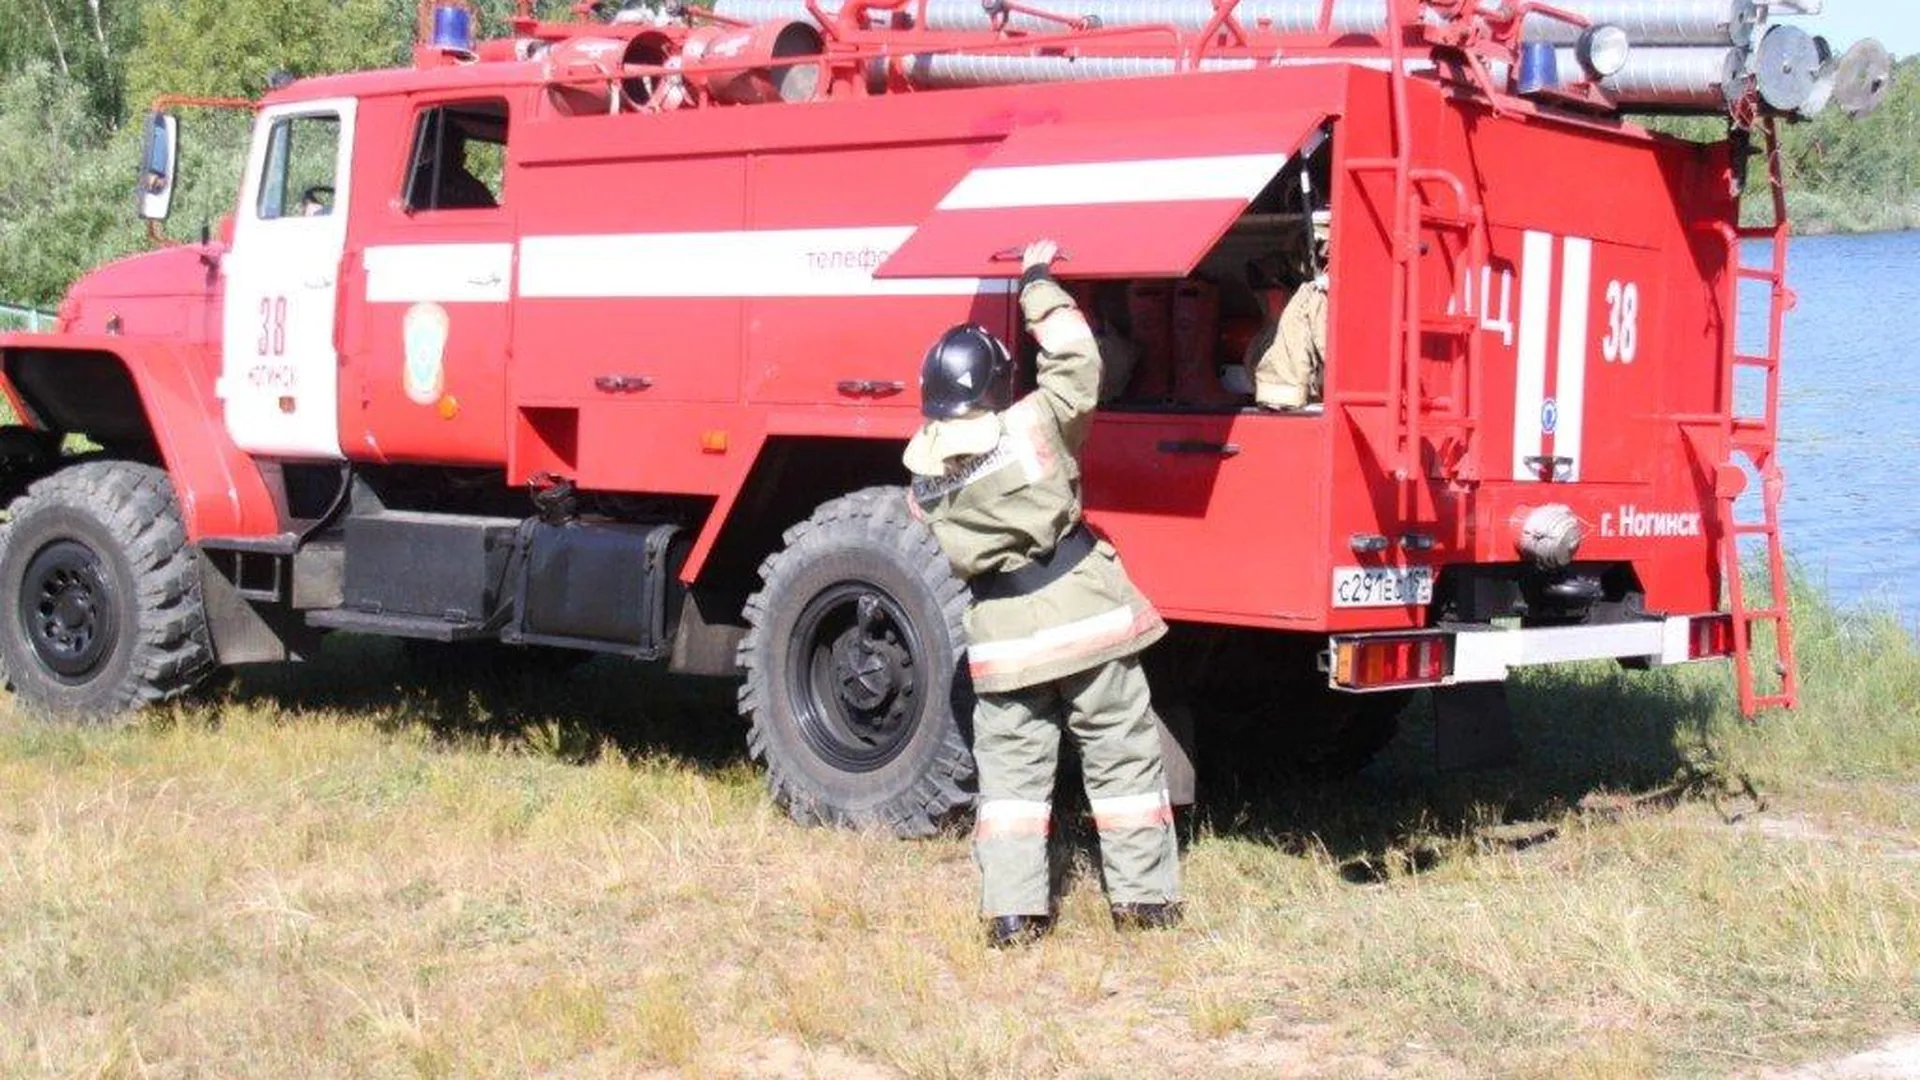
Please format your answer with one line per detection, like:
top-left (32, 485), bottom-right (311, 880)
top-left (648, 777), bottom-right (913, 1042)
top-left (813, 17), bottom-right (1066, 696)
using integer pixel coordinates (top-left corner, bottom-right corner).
top-left (1343, 0), bottom-right (1490, 516)
top-left (1342, 0), bottom-right (1423, 520)
top-left (1715, 118), bottom-right (1799, 716)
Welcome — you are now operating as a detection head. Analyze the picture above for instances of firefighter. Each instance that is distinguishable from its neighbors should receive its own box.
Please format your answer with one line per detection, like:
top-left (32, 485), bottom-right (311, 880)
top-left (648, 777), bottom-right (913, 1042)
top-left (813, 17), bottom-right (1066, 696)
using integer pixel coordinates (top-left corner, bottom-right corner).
top-left (1249, 210), bottom-right (1332, 411)
top-left (902, 238), bottom-right (1183, 949)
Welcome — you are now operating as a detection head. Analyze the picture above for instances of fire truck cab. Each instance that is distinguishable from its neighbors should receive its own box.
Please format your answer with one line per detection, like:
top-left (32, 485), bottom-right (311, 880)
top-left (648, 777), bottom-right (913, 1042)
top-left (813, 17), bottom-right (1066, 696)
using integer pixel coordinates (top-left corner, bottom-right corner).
top-left (0, 0), bottom-right (1887, 834)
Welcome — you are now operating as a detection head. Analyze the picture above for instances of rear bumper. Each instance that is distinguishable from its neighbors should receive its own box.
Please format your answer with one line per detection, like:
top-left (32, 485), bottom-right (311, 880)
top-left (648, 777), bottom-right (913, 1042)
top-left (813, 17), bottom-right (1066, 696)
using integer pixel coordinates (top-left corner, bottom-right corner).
top-left (1326, 615), bottom-right (1724, 692)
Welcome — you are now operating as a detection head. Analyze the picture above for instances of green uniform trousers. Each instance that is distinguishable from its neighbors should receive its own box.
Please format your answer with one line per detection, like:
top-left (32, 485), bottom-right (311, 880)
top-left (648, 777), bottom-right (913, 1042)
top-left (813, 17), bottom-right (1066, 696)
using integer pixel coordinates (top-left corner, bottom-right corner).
top-left (971, 655), bottom-right (1181, 917)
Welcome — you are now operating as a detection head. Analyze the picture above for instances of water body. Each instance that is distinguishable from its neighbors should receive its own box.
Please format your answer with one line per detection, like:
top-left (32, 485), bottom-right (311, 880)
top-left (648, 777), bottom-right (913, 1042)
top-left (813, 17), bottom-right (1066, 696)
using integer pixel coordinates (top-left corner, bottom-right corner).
top-left (1764, 230), bottom-right (1920, 621)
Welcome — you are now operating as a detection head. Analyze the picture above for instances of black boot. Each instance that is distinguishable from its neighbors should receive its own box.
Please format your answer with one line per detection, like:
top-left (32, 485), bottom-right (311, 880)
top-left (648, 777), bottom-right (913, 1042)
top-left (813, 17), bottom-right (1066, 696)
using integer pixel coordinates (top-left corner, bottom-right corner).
top-left (1110, 901), bottom-right (1184, 932)
top-left (986, 914), bottom-right (1052, 949)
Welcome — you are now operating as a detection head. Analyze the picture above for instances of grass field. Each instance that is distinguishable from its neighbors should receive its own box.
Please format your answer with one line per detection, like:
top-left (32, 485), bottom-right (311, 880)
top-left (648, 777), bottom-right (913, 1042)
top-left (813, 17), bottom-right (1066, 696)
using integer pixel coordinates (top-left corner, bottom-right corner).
top-left (1, 576), bottom-right (1916, 1079)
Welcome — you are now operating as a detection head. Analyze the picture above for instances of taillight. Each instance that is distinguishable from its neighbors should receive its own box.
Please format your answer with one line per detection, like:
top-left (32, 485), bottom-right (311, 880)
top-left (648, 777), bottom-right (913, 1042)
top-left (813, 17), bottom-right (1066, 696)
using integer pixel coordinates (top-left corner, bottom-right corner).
top-left (1689, 614), bottom-right (1735, 659)
top-left (1332, 634), bottom-right (1453, 690)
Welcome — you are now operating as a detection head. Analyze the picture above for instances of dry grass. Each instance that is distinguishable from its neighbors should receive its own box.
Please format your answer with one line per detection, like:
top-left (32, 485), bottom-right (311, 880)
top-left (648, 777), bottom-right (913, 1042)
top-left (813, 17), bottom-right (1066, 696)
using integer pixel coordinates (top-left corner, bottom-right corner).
top-left (1, 582), bottom-right (1917, 1078)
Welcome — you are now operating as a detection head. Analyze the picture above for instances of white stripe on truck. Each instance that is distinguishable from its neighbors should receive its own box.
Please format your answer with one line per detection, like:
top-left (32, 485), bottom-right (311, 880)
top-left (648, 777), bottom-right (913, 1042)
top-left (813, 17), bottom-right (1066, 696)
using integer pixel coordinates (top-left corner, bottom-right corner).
top-left (361, 230), bottom-right (1019, 303)
top-left (517, 228), bottom-right (1010, 299)
top-left (1553, 236), bottom-right (1594, 483)
top-left (936, 153), bottom-right (1289, 210)
top-left (1511, 229), bottom-right (1556, 481)
top-left (364, 243), bottom-right (514, 304)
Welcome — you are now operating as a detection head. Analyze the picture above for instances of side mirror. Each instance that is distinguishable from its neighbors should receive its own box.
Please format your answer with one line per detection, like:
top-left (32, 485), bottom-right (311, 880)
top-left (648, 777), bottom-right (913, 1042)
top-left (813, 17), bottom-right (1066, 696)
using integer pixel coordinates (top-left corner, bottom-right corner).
top-left (136, 112), bottom-right (179, 222)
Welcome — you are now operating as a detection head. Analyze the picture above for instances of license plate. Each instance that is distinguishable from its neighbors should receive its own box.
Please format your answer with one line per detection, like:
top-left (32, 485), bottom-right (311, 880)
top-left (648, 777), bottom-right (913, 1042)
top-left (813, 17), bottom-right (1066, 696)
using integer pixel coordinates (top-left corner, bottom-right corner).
top-left (1332, 567), bottom-right (1435, 609)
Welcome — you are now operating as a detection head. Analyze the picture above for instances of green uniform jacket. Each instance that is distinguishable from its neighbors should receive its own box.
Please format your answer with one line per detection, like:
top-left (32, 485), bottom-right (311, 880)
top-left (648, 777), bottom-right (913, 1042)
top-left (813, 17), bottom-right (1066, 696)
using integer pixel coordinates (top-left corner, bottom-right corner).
top-left (909, 278), bottom-right (1167, 694)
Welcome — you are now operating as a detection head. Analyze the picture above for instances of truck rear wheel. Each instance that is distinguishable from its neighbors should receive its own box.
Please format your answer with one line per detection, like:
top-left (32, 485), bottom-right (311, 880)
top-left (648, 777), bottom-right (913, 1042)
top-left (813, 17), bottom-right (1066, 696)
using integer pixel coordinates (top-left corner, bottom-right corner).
top-left (1156, 627), bottom-right (1410, 784)
top-left (0, 461), bottom-right (215, 720)
top-left (1200, 683), bottom-right (1410, 785)
top-left (738, 487), bottom-right (975, 837)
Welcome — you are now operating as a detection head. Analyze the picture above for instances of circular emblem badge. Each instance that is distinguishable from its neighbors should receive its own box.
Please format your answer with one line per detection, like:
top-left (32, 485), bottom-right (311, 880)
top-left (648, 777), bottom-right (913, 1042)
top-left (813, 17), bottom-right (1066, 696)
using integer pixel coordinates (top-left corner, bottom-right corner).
top-left (1541, 398), bottom-right (1559, 435)
top-left (401, 302), bottom-right (450, 407)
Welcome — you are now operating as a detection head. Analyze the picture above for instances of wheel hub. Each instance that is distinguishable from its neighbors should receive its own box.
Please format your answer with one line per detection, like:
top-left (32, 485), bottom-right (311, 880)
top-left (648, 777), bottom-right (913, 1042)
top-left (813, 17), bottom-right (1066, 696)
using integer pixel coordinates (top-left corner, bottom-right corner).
top-left (20, 540), bottom-right (117, 681)
top-left (788, 585), bottom-right (926, 773)
top-left (831, 625), bottom-right (910, 722)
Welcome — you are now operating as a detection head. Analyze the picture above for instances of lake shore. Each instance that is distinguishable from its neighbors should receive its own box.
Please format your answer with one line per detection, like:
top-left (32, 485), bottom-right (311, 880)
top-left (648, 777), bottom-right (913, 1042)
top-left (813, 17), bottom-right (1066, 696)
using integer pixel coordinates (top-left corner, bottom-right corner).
top-left (1783, 192), bottom-right (1920, 236)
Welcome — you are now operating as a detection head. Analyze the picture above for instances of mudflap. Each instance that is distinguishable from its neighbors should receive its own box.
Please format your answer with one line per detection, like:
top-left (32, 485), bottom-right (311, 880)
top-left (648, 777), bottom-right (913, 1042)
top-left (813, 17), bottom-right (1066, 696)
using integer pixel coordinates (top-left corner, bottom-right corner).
top-left (1432, 682), bottom-right (1521, 772)
top-left (1156, 700), bottom-right (1198, 807)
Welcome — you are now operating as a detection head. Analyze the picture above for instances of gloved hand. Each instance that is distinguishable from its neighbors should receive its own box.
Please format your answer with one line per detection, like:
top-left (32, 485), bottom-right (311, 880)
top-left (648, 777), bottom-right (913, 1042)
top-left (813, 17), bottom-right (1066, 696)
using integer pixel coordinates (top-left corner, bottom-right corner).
top-left (1022, 238), bottom-right (1060, 273)
top-left (1020, 239), bottom-right (1062, 290)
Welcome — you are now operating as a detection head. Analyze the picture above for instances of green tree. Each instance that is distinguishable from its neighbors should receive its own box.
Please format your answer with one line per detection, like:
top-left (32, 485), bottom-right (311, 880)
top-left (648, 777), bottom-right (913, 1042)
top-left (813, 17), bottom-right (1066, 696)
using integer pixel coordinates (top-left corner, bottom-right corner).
top-left (0, 0), bottom-right (141, 127)
top-left (126, 0), bottom-right (540, 105)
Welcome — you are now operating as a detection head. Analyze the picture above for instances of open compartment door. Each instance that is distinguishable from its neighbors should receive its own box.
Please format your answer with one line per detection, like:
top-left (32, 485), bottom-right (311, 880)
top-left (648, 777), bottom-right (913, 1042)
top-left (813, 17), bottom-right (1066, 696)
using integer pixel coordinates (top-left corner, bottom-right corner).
top-left (876, 110), bottom-right (1328, 280)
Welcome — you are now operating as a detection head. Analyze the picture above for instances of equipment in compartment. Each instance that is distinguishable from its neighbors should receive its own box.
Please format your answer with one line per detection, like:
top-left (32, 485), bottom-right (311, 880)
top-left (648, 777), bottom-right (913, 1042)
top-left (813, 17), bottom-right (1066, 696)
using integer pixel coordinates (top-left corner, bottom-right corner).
top-left (1096, 210), bottom-right (1319, 412)
top-left (1172, 280), bottom-right (1238, 407)
top-left (1122, 281), bottom-right (1175, 402)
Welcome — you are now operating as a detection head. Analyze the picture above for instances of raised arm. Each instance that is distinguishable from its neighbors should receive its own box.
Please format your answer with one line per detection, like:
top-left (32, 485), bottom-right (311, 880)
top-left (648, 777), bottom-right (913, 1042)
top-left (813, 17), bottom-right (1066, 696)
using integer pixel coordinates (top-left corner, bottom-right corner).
top-left (1017, 239), bottom-right (1101, 451)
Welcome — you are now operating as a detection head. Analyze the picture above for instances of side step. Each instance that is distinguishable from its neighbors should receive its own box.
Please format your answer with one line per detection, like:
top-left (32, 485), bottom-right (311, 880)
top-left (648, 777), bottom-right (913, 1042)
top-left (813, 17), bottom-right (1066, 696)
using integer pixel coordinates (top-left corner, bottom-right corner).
top-left (199, 533), bottom-right (301, 603)
top-left (305, 608), bottom-right (492, 642)
top-left (199, 533), bottom-right (301, 556)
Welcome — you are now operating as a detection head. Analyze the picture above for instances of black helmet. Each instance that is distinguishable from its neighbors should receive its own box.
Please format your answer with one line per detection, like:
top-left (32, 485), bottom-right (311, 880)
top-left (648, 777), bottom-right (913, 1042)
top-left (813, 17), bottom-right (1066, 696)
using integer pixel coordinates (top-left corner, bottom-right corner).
top-left (919, 324), bottom-right (1013, 420)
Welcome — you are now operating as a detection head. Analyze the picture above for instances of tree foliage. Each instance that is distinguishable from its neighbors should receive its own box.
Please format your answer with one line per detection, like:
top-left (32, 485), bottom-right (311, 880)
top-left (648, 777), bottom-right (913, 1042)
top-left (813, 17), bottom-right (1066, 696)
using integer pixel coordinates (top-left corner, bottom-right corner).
top-left (1647, 58), bottom-right (1920, 232)
top-left (1779, 58), bottom-right (1920, 228)
top-left (0, 0), bottom-right (140, 126)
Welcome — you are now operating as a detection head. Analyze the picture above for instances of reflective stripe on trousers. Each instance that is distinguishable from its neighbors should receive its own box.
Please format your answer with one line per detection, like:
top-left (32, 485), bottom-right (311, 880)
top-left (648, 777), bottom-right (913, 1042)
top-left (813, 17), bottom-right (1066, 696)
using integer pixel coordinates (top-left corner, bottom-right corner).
top-left (1090, 790), bottom-right (1174, 832)
top-left (971, 655), bottom-right (1181, 916)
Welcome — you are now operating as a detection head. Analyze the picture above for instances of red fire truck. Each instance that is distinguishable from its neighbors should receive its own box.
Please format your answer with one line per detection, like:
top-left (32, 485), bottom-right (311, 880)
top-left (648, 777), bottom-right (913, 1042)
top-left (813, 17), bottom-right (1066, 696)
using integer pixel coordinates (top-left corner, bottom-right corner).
top-left (0, 0), bottom-right (1889, 833)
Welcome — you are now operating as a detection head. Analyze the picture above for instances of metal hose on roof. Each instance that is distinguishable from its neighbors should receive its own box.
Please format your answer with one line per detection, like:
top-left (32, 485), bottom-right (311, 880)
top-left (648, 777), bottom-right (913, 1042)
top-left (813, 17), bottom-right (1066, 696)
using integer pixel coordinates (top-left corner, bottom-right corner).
top-left (713, 0), bottom-right (1763, 45)
top-left (1520, 0), bottom-right (1759, 48)
top-left (904, 52), bottom-right (1253, 85)
top-left (1492, 46), bottom-right (1747, 109)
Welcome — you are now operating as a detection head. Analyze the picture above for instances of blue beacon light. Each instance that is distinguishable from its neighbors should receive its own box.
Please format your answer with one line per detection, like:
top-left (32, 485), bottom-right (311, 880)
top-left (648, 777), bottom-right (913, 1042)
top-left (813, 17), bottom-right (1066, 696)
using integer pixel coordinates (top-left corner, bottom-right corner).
top-left (1516, 40), bottom-right (1560, 95)
top-left (431, 4), bottom-right (476, 55)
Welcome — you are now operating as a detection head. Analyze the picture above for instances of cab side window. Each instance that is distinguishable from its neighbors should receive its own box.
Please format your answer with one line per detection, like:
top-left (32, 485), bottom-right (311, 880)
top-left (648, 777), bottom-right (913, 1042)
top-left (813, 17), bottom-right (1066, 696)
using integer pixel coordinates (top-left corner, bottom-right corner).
top-left (404, 101), bottom-right (509, 212)
top-left (257, 113), bottom-right (341, 219)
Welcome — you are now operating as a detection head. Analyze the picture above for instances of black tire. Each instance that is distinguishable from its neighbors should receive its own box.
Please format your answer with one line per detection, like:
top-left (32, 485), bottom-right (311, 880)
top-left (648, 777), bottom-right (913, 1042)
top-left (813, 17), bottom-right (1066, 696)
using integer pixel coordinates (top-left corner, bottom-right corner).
top-left (0, 461), bottom-right (216, 720)
top-left (1199, 682), bottom-right (1409, 784)
top-left (1281, 688), bottom-right (1410, 777)
top-left (1155, 628), bottom-right (1409, 784)
top-left (738, 487), bottom-right (975, 837)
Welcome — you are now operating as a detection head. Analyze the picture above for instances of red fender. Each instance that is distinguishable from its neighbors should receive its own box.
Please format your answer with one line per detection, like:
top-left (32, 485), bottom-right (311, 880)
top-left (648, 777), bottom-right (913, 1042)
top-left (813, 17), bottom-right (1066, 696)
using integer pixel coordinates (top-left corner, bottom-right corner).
top-left (0, 333), bottom-right (281, 540)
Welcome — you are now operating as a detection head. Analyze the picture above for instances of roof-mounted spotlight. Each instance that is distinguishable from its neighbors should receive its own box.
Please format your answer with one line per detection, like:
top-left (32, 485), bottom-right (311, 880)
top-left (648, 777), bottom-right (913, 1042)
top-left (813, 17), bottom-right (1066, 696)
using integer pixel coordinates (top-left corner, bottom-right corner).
top-left (1576, 24), bottom-right (1631, 81)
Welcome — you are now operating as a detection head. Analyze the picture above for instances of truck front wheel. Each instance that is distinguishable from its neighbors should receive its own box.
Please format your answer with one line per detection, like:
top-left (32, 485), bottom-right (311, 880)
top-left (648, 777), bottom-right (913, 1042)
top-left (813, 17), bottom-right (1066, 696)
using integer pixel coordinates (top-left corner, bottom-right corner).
top-left (738, 487), bottom-right (975, 837)
top-left (0, 461), bottom-right (216, 719)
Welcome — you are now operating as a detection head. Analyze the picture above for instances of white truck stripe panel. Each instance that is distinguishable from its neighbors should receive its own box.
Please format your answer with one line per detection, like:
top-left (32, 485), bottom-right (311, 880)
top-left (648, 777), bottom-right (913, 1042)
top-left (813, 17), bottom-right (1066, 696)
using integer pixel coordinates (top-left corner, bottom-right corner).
top-left (517, 228), bottom-right (1012, 299)
top-left (364, 243), bottom-right (515, 304)
top-left (1511, 230), bottom-right (1556, 482)
top-left (935, 154), bottom-right (1290, 210)
top-left (1553, 237), bottom-right (1594, 483)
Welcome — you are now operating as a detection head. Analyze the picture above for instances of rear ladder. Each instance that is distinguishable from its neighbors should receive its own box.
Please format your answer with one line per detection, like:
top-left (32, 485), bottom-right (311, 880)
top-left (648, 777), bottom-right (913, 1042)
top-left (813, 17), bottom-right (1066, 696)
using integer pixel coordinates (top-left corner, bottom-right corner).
top-left (1714, 118), bottom-right (1799, 715)
top-left (1341, 0), bottom-right (1489, 515)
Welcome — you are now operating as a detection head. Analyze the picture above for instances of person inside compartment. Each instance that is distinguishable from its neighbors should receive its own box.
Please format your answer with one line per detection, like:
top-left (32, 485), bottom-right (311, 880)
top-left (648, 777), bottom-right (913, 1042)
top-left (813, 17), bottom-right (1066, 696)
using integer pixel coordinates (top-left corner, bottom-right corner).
top-left (1244, 208), bottom-right (1331, 412)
